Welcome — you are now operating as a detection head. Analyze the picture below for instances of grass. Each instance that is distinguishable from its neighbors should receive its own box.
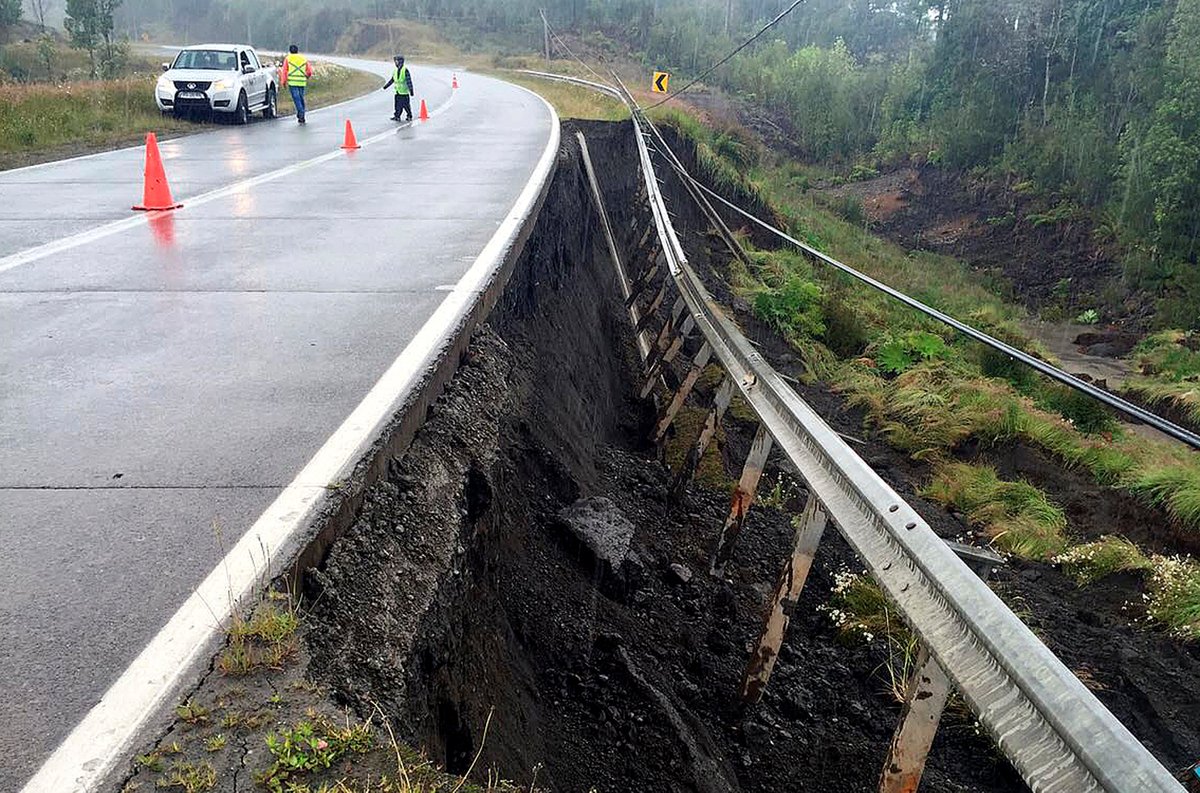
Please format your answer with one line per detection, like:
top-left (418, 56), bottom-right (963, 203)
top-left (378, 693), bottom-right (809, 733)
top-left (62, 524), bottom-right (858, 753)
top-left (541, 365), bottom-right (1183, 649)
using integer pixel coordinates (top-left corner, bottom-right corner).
top-left (0, 59), bottom-right (377, 170)
top-left (821, 570), bottom-right (918, 702)
top-left (1120, 331), bottom-right (1200, 428)
top-left (500, 73), bottom-right (629, 121)
top-left (924, 463), bottom-right (1069, 560)
top-left (218, 594), bottom-right (300, 676)
top-left (1054, 536), bottom-right (1153, 585)
top-left (157, 760), bottom-right (217, 792)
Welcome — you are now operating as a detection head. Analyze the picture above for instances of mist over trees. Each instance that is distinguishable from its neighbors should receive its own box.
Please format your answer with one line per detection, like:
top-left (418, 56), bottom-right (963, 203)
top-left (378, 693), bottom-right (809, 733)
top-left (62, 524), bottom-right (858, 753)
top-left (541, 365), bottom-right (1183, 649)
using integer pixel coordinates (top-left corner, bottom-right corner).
top-left (20, 0), bottom-right (1197, 321)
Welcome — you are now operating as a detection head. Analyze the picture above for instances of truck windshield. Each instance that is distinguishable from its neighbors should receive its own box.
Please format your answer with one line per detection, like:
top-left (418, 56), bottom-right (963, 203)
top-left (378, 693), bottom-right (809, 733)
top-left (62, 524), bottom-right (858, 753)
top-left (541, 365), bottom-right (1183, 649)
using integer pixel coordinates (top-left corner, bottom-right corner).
top-left (171, 50), bottom-right (238, 71)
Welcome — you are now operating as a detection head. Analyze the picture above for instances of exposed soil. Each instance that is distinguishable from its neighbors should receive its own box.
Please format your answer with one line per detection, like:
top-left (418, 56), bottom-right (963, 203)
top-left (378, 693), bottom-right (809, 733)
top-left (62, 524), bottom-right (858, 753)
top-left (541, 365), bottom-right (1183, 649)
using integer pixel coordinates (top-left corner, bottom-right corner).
top-left (822, 165), bottom-right (1155, 328)
top-left (123, 120), bottom-right (1199, 793)
top-left (661, 130), bottom-right (1200, 779)
top-left (301, 120), bottom-right (1020, 793)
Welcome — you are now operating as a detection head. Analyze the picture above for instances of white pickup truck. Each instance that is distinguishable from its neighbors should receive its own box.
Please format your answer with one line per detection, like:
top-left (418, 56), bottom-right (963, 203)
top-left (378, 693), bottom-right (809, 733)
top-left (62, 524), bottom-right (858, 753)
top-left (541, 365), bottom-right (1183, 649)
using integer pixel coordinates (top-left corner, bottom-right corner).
top-left (155, 44), bottom-right (278, 124)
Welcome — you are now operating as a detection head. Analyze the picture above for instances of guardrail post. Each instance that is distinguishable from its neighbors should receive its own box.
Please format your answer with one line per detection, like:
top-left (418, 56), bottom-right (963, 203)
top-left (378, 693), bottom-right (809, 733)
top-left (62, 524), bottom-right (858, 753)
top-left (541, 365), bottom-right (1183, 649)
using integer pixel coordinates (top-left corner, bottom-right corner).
top-left (710, 424), bottom-right (773, 576)
top-left (740, 492), bottom-right (827, 703)
top-left (653, 342), bottom-right (712, 443)
top-left (670, 375), bottom-right (735, 497)
top-left (625, 251), bottom-right (662, 307)
top-left (878, 646), bottom-right (952, 793)
top-left (642, 314), bottom-right (696, 398)
top-left (644, 298), bottom-right (686, 373)
top-left (635, 280), bottom-right (670, 333)
top-left (878, 542), bottom-right (1002, 793)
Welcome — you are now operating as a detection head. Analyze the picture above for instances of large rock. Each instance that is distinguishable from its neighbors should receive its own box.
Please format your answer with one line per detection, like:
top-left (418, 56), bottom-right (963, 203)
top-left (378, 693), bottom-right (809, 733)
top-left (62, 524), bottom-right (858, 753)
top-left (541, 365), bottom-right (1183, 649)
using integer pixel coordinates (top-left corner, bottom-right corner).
top-left (556, 496), bottom-right (636, 568)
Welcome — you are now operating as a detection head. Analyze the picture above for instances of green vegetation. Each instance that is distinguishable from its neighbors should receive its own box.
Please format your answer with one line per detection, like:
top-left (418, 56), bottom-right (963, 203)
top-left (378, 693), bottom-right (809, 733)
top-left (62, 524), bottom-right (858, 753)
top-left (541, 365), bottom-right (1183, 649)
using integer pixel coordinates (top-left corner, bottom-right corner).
top-left (64, 0), bottom-right (125, 78)
top-left (218, 594), bottom-right (300, 676)
top-left (175, 699), bottom-right (211, 725)
top-left (0, 57), bottom-right (375, 170)
top-left (1055, 536), bottom-right (1152, 586)
top-left (257, 718), bottom-right (373, 793)
top-left (822, 570), bottom-right (918, 701)
top-left (1123, 331), bottom-right (1200, 428)
top-left (925, 463), bottom-right (1069, 560)
top-left (157, 760), bottom-right (217, 793)
top-left (1145, 556), bottom-right (1200, 641)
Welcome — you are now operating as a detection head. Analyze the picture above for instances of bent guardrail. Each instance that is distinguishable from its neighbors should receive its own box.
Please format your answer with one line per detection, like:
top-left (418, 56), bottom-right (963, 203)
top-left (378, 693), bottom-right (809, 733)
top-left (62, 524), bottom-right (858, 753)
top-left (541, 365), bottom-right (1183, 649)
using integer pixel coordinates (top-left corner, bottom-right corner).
top-left (522, 67), bottom-right (1186, 792)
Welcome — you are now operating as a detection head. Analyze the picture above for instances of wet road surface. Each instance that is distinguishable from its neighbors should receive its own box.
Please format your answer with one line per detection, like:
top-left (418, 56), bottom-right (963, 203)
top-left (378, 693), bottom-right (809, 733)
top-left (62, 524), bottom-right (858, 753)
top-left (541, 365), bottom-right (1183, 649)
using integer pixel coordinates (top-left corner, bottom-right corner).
top-left (0, 56), bottom-right (555, 790)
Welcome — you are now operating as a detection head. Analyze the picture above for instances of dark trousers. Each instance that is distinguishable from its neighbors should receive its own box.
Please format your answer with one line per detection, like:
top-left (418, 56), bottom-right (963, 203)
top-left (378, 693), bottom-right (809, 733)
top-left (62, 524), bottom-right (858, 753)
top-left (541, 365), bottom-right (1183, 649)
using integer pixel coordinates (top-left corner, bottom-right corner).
top-left (289, 85), bottom-right (306, 120)
top-left (394, 94), bottom-right (412, 120)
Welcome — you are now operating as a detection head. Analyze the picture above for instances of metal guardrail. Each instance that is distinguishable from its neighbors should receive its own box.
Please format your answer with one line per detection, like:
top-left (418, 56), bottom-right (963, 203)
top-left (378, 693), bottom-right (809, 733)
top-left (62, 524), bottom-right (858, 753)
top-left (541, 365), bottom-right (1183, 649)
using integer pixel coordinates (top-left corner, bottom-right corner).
top-left (520, 68), bottom-right (1186, 792)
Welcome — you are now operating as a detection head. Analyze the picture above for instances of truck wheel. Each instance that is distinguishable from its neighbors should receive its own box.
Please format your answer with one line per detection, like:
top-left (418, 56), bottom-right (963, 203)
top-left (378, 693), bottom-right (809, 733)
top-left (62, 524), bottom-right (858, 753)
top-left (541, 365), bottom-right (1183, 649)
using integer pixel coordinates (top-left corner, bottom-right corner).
top-left (234, 92), bottom-right (249, 125)
top-left (263, 87), bottom-right (277, 119)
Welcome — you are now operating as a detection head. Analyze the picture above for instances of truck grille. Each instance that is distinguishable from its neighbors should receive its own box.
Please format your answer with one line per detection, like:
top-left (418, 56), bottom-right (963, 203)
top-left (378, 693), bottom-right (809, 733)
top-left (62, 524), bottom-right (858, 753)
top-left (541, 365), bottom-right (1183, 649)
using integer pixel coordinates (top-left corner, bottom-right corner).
top-left (173, 81), bottom-right (212, 91)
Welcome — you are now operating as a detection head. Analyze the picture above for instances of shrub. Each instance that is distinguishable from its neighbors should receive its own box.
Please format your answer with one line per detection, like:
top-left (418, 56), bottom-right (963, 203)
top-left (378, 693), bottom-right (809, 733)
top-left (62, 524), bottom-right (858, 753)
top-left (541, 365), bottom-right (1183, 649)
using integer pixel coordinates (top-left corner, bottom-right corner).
top-left (1055, 536), bottom-right (1151, 585)
top-left (753, 274), bottom-right (826, 340)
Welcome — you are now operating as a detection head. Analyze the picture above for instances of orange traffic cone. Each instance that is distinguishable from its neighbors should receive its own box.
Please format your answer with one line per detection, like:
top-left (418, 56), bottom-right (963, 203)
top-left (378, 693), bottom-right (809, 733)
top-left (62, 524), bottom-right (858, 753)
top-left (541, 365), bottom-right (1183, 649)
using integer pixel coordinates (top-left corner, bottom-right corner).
top-left (132, 132), bottom-right (182, 211)
top-left (419, 99), bottom-right (429, 121)
top-left (452, 74), bottom-right (459, 89)
top-left (341, 119), bottom-right (361, 150)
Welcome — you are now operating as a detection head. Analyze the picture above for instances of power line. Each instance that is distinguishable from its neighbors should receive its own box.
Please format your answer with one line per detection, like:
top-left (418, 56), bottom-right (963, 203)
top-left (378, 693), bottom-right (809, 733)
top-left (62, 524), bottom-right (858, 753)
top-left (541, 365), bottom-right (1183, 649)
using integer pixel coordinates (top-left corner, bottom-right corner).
top-left (540, 11), bottom-right (614, 88)
top-left (645, 0), bottom-right (807, 110)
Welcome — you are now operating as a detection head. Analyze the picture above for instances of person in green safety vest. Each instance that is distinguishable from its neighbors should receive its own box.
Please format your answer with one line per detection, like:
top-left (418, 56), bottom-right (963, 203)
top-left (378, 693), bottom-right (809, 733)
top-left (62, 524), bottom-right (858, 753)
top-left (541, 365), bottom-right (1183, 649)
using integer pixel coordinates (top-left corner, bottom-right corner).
top-left (281, 44), bottom-right (313, 124)
top-left (382, 54), bottom-right (416, 122)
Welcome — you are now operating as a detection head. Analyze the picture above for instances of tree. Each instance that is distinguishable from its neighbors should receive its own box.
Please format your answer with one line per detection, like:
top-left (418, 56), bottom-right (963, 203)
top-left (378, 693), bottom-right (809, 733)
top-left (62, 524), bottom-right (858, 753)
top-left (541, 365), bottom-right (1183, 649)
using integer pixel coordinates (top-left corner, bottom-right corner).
top-left (0, 0), bottom-right (22, 39)
top-left (26, 0), bottom-right (49, 31)
top-left (65, 0), bottom-right (123, 77)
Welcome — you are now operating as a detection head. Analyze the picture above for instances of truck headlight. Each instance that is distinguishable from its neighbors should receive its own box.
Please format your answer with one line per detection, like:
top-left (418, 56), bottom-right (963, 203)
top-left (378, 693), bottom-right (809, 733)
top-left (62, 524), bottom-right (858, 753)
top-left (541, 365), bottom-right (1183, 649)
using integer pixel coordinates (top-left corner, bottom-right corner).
top-left (212, 79), bottom-right (232, 92)
top-left (156, 76), bottom-right (172, 92)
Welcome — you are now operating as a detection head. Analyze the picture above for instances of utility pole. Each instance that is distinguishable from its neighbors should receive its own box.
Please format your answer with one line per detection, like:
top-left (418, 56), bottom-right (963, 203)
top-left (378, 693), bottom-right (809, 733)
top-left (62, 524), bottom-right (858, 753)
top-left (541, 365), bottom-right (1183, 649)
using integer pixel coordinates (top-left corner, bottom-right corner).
top-left (724, 0), bottom-right (733, 36)
top-left (540, 8), bottom-right (551, 63)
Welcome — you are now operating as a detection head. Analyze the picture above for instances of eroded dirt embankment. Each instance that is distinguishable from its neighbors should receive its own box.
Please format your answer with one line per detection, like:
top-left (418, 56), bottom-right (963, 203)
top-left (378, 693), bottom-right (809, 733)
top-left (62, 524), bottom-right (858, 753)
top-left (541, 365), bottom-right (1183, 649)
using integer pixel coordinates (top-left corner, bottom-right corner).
top-left (298, 121), bottom-right (1023, 792)
top-left (126, 119), bottom-right (1196, 793)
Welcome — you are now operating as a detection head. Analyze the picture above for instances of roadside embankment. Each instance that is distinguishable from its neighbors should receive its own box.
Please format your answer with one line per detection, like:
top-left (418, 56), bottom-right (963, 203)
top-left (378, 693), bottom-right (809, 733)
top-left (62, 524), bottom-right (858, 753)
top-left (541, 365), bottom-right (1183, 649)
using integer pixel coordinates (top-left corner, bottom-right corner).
top-left (122, 116), bottom-right (1199, 793)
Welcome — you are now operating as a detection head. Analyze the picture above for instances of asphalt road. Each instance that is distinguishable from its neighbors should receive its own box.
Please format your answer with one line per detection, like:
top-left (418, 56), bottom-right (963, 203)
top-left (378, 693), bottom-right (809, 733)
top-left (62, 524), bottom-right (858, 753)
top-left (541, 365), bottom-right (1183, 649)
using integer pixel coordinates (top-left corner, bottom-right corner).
top-left (0, 55), bottom-right (556, 791)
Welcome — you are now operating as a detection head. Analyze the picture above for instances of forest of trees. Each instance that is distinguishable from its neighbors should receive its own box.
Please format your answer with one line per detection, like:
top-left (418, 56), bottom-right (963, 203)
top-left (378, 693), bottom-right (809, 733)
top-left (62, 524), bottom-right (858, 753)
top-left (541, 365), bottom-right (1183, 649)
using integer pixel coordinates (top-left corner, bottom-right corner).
top-left (19, 0), bottom-right (1197, 323)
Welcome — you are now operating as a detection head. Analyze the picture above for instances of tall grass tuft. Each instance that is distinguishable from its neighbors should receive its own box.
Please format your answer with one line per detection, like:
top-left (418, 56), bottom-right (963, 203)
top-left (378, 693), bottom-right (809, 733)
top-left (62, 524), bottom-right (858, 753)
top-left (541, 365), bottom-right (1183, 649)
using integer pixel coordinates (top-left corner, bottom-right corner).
top-left (925, 463), bottom-right (1069, 559)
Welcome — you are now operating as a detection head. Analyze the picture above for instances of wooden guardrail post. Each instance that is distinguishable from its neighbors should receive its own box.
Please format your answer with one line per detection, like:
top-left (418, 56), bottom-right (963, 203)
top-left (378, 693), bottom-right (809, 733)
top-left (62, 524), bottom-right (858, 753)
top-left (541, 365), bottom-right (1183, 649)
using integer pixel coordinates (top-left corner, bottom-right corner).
top-left (740, 492), bottom-right (827, 703)
top-left (669, 375), bottom-right (735, 497)
top-left (878, 542), bottom-right (1002, 793)
top-left (653, 342), bottom-right (712, 442)
top-left (710, 423), bottom-right (773, 575)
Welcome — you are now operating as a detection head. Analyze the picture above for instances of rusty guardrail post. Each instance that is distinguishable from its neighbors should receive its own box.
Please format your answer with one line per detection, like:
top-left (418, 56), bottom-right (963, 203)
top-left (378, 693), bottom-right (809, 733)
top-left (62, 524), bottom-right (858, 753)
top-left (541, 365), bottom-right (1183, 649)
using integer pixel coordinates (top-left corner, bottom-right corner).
top-left (710, 423), bottom-right (773, 576)
top-left (653, 342), bottom-right (712, 442)
top-left (741, 492), bottom-right (827, 703)
top-left (878, 541), bottom-right (1002, 793)
top-left (670, 375), bottom-right (735, 496)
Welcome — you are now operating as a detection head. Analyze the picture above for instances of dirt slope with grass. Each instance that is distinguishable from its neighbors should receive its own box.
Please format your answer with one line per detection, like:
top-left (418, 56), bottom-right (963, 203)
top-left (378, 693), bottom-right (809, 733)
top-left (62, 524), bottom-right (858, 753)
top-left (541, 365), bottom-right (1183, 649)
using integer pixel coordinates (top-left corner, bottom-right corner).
top-left (816, 164), bottom-right (1149, 326)
top-left (654, 119), bottom-right (1200, 771)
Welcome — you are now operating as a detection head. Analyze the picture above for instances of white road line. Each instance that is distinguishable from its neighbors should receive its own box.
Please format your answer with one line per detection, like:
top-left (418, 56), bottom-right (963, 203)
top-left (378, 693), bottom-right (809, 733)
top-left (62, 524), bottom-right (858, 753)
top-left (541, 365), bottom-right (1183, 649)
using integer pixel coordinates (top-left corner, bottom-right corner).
top-left (18, 79), bottom-right (558, 793)
top-left (0, 90), bottom-right (456, 276)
